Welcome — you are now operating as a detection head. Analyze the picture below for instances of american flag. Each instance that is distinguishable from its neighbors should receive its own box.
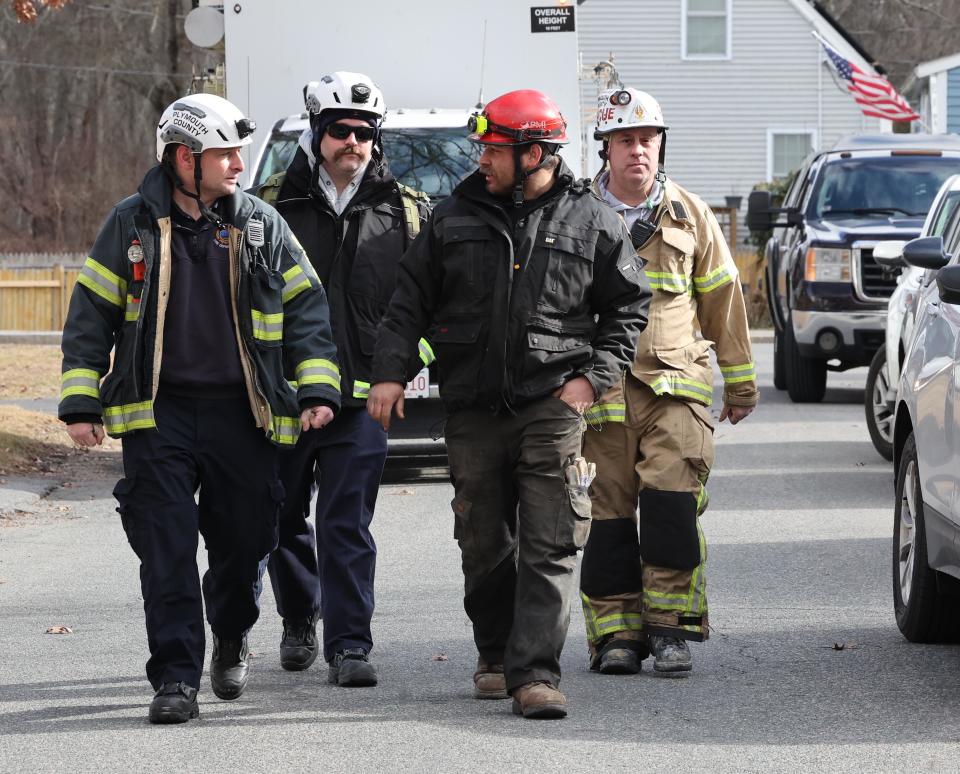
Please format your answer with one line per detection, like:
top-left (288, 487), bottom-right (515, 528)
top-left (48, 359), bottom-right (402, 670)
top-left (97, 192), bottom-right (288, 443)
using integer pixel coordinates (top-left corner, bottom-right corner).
top-left (819, 38), bottom-right (919, 123)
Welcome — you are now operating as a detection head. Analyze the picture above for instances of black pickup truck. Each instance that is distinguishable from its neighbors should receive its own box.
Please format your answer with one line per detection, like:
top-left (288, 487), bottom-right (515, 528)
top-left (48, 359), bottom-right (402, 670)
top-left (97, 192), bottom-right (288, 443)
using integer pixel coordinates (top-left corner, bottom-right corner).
top-left (747, 134), bottom-right (960, 402)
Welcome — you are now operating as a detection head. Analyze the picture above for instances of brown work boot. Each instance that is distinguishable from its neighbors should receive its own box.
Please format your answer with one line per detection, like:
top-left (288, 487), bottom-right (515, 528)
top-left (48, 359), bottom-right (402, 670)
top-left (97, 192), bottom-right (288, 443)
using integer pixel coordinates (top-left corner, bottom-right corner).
top-left (511, 681), bottom-right (567, 719)
top-left (473, 658), bottom-right (507, 699)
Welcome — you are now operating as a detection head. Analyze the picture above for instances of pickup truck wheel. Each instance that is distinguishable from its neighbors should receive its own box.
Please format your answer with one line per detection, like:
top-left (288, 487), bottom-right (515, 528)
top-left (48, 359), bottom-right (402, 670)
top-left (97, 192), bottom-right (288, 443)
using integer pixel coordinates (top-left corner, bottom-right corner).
top-left (773, 329), bottom-right (786, 390)
top-left (893, 432), bottom-right (960, 642)
top-left (864, 347), bottom-right (894, 461)
top-left (784, 320), bottom-right (826, 402)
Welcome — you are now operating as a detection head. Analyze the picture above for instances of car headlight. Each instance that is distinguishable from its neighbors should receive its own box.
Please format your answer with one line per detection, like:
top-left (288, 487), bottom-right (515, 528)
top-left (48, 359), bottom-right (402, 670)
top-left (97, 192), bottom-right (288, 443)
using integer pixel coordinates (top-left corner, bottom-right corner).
top-left (804, 247), bottom-right (852, 282)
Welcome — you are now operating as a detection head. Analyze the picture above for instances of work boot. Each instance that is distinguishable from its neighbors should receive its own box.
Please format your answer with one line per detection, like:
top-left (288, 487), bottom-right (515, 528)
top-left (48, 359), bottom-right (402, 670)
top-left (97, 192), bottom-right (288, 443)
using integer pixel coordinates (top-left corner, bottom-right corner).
top-left (511, 681), bottom-right (567, 719)
top-left (649, 635), bottom-right (693, 673)
top-left (279, 614), bottom-right (319, 672)
top-left (590, 638), bottom-right (643, 675)
top-left (473, 658), bottom-right (507, 699)
top-left (328, 648), bottom-right (378, 687)
top-left (210, 634), bottom-right (250, 700)
top-left (148, 682), bottom-right (199, 724)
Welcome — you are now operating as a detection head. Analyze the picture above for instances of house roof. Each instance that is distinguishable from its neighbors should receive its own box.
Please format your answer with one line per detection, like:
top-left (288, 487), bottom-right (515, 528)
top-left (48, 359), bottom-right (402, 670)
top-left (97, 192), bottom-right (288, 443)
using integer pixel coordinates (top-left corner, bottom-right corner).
top-left (913, 51), bottom-right (960, 80)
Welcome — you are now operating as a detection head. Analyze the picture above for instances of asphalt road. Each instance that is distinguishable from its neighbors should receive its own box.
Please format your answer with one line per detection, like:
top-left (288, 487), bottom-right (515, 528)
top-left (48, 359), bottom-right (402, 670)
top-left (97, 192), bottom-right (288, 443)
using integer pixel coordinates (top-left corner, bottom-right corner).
top-left (2, 343), bottom-right (959, 772)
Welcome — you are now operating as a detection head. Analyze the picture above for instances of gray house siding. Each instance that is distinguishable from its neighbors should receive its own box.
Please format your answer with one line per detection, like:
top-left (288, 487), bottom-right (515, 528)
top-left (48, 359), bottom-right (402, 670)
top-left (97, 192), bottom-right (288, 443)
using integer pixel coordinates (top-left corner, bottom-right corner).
top-left (947, 67), bottom-right (960, 134)
top-left (578, 0), bottom-right (880, 211)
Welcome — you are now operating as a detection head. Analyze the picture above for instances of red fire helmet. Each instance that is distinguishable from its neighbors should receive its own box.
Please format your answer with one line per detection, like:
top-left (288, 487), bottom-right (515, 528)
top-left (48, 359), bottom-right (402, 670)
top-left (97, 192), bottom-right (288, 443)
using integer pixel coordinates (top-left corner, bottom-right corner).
top-left (468, 89), bottom-right (569, 146)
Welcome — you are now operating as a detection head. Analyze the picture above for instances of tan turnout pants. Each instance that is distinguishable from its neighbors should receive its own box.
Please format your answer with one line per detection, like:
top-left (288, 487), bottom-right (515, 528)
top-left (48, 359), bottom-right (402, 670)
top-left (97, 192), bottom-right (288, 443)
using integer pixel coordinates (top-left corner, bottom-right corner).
top-left (580, 375), bottom-right (714, 655)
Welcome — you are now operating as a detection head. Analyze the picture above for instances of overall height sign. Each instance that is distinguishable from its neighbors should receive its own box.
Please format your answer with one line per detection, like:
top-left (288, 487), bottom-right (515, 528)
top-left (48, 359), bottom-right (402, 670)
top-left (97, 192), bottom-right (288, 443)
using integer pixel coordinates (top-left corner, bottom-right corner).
top-left (530, 5), bottom-right (575, 33)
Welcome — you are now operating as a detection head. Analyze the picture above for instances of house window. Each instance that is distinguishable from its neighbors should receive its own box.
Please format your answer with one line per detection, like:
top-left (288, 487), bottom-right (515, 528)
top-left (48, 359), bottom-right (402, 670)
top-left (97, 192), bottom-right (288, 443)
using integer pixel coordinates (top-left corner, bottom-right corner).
top-left (683, 0), bottom-right (730, 59)
top-left (768, 131), bottom-right (816, 181)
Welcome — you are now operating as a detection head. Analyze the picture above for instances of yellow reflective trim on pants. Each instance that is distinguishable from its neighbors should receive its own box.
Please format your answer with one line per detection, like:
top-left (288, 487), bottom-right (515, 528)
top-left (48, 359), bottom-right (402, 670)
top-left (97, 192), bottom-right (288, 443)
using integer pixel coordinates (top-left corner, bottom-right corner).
top-left (281, 265), bottom-right (311, 304)
top-left (418, 338), bottom-right (435, 366)
top-left (294, 359), bottom-right (340, 391)
top-left (353, 380), bottom-right (370, 399)
top-left (60, 368), bottom-right (100, 400)
top-left (251, 309), bottom-right (284, 342)
top-left (581, 593), bottom-right (644, 644)
top-left (693, 264), bottom-right (735, 293)
top-left (643, 522), bottom-right (708, 621)
top-left (78, 257), bottom-right (126, 308)
top-left (103, 400), bottom-right (155, 435)
top-left (584, 402), bottom-right (626, 425)
top-left (271, 415), bottom-right (299, 445)
top-left (649, 375), bottom-right (713, 405)
top-left (720, 361), bottom-right (757, 384)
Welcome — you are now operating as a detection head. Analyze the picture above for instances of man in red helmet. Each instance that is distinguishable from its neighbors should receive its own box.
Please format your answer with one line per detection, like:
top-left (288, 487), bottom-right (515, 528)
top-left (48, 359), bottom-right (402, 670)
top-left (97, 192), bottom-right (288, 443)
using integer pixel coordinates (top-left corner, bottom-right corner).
top-left (367, 89), bottom-right (651, 719)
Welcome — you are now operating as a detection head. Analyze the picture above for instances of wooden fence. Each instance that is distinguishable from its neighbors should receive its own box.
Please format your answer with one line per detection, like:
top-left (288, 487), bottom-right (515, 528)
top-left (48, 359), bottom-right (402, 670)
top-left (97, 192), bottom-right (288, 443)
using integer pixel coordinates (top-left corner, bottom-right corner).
top-left (0, 266), bottom-right (81, 331)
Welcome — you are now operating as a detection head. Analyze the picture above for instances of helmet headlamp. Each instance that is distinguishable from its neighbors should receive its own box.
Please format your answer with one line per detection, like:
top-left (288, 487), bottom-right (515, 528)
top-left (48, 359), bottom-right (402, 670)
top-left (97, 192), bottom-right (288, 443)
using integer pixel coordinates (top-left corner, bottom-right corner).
top-left (611, 90), bottom-right (632, 106)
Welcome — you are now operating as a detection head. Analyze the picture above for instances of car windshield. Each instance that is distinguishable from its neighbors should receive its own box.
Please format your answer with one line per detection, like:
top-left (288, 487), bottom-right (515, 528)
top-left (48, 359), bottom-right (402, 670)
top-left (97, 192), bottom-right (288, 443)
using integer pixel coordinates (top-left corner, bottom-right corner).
top-left (252, 126), bottom-right (479, 200)
top-left (808, 155), bottom-right (960, 220)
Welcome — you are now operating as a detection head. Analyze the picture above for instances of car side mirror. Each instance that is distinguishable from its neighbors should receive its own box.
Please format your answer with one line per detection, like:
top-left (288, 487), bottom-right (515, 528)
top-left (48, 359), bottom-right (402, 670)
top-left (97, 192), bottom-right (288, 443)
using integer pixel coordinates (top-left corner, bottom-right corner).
top-left (746, 190), bottom-right (774, 233)
top-left (936, 263), bottom-right (960, 305)
top-left (902, 236), bottom-right (951, 270)
top-left (872, 240), bottom-right (907, 270)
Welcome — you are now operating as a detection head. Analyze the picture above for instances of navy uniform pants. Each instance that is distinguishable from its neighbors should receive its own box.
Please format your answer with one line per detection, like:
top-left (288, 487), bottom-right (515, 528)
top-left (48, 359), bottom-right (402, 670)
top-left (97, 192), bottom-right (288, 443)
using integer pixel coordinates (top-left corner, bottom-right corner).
top-left (267, 406), bottom-right (387, 662)
top-left (114, 391), bottom-right (283, 691)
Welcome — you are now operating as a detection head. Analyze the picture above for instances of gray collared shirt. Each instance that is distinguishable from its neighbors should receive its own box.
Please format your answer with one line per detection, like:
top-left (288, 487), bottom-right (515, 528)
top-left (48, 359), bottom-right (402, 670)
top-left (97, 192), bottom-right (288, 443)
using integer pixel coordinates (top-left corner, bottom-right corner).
top-left (316, 162), bottom-right (369, 215)
top-left (597, 171), bottom-right (664, 231)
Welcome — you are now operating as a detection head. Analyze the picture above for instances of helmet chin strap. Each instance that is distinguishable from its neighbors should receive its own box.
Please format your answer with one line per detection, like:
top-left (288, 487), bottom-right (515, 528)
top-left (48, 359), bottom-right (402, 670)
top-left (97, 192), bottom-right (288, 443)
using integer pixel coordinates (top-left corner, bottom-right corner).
top-left (511, 145), bottom-right (554, 208)
top-left (166, 154), bottom-right (224, 227)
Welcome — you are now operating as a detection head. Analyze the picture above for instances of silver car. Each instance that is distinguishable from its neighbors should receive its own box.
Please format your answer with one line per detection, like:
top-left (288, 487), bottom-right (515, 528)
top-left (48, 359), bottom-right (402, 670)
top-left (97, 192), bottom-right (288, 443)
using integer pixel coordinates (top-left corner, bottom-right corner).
top-left (891, 207), bottom-right (960, 641)
top-left (866, 175), bottom-right (960, 460)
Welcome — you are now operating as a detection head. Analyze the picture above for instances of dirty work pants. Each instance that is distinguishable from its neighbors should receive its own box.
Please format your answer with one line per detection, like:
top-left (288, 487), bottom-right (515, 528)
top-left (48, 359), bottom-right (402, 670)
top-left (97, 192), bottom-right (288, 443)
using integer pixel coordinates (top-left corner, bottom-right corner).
top-left (580, 375), bottom-right (714, 653)
top-left (444, 396), bottom-right (590, 693)
top-left (114, 391), bottom-right (283, 691)
top-left (266, 407), bottom-right (387, 662)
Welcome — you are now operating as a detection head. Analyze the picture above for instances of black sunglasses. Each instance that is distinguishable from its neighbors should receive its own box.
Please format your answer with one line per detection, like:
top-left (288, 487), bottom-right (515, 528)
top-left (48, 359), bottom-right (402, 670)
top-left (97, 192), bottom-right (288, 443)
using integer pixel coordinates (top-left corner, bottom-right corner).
top-left (326, 122), bottom-right (376, 142)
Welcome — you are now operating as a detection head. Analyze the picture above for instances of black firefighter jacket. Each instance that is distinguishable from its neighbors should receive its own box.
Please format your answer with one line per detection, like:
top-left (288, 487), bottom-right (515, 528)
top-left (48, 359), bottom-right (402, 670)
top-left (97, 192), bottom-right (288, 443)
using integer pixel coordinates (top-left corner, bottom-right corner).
top-left (58, 165), bottom-right (341, 447)
top-left (266, 148), bottom-right (431, 406)
top-left (372, 161), bottom-right (652, 414)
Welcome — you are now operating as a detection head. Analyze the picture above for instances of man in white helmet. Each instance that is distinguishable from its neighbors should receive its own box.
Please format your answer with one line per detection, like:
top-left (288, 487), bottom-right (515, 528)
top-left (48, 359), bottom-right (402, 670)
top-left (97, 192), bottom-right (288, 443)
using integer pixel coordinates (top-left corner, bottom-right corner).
top-left (255, 72), bottom-right (430, 687)
top-left (579, 88), bottom-right (758, 676)
top-left (59, 93), bottom-right (341, 723)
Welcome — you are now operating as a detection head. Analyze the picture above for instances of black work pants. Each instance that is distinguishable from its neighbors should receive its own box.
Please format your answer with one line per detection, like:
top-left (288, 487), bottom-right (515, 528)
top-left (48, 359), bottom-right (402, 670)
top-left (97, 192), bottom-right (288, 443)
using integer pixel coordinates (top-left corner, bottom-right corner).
top-left (267, 406), bottom-right (387, 661)
top-left (114, 391), bottom-right (283, 691)
top-left (444, 396), bottom-right (591, 693)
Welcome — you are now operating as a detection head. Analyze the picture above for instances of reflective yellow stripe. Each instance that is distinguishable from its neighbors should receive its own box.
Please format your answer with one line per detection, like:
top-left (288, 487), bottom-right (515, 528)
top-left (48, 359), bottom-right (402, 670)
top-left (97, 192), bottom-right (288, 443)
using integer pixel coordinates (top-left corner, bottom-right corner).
top-left (60, 368), bottom-right (100, 400)
top-left (270, 414), bottom-right (299, 446)
top-left (693, 263), bottom-right (736, 293)
top-left (353, 380), bottom-right (370, 399)
top-left (78, 257), bottom-right (126, 308)
top-left (294, 359), bottom-right (340, 391)
top-left (418, 338), bottom-right (435, 366)
top-left (720, 361), bottom-right (757, 384)
top-left (103, 400), bottom-right (155, 435)
top-left (251, 309), bottom-right (283, 342)
top-left (646, 271), bottom-right (691, 294)
top-left (649, 374), bottom-right (713, 405)
top-left (580, 593), bottom-right (643, 644)
top-left (643, 521), bottom-right (708, 629)
top-left (281, 265), bottom-right (311, 304)
top-left (125, 293), bottom-right (141, 323)
top-left (584, 402), bottom-right (626, 425)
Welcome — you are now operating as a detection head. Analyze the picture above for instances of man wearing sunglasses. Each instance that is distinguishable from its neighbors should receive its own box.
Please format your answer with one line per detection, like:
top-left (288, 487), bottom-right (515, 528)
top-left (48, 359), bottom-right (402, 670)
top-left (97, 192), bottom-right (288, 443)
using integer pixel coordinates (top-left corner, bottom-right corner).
top-left (256, 72), bottom-right (431, 688)
top-left (367, 89), bottom-right (650, 719)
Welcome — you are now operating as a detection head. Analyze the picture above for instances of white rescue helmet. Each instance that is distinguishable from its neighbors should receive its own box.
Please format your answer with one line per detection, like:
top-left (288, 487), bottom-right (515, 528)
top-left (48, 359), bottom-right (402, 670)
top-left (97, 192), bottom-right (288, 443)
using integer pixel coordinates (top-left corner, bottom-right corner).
top-left (303, 72), bottom-right (386, 122)
top-left (594, 88), bottom-right (667, 139)
top-left (155, 93), bottom-right (256, 162)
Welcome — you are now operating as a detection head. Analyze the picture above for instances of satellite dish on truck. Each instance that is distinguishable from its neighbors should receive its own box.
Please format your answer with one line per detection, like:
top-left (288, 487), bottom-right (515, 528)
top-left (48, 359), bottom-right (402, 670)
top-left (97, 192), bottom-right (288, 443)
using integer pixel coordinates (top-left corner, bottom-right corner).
top-left (184, 6), bottom-right (225, 49)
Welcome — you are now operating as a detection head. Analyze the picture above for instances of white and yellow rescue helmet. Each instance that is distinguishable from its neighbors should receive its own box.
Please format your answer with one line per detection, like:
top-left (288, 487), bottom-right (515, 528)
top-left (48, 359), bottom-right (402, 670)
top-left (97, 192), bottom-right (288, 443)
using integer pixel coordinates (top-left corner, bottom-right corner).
top-left (594, 88), bottom-right (668, 139)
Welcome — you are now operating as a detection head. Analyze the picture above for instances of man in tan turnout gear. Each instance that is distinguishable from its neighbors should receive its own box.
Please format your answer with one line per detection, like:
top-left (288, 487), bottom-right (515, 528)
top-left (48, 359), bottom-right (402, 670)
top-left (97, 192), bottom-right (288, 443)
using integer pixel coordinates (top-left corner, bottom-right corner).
top-left (580, 87), bottom-right (758, 675)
